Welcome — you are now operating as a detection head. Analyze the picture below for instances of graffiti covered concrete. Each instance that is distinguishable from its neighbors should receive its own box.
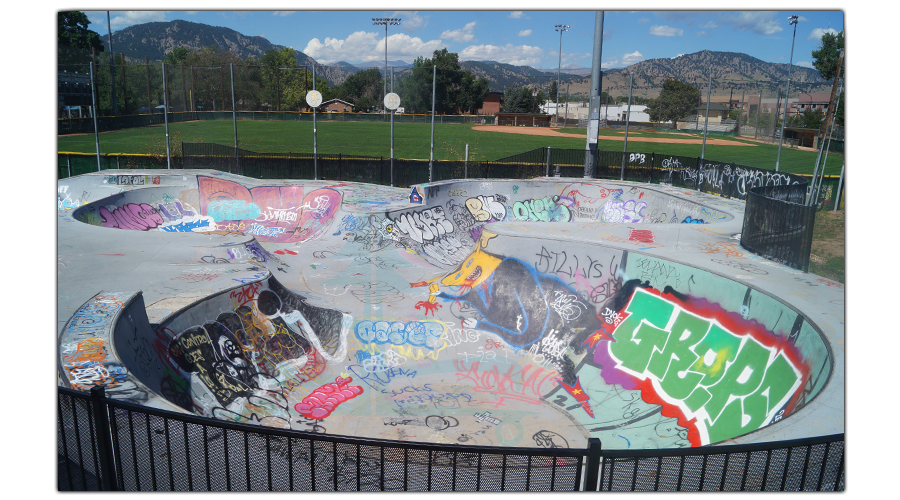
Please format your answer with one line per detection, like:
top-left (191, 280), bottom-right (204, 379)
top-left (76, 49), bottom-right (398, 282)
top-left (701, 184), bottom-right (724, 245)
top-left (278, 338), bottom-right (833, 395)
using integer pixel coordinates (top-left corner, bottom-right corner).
top-left (58, 171), bottom-right (843, 450)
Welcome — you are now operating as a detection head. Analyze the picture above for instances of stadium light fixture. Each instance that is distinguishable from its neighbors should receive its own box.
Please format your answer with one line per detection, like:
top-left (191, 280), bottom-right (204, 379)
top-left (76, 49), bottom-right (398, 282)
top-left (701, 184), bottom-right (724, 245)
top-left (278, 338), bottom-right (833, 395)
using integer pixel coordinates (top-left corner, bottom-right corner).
top-left (775, 15), bottom-right (799, 172)
top-left (373, 17), bottom-right (402, 101)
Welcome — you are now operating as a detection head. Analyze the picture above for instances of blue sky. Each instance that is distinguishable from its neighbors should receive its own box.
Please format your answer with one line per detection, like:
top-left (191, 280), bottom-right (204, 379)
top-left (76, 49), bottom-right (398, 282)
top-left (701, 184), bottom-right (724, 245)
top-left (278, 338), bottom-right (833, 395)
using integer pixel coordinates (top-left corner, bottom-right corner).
top-left (82, 8), bottom-right (844, 71)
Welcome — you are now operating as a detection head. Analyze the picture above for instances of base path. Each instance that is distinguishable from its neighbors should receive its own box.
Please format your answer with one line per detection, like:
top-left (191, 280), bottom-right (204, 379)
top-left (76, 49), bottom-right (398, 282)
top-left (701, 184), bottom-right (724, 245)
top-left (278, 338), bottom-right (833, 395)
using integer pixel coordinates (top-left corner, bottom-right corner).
top-left (472, 125), bottom-right (756, 146)
top-left (57, 171), bottom-right (843, 450)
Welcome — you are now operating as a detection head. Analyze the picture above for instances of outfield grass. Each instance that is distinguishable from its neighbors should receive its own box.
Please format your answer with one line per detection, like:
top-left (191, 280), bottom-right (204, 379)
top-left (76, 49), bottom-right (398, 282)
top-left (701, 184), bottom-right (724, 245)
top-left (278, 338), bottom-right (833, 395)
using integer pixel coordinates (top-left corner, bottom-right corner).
top-left (58, 120), bottom-right (843, 176)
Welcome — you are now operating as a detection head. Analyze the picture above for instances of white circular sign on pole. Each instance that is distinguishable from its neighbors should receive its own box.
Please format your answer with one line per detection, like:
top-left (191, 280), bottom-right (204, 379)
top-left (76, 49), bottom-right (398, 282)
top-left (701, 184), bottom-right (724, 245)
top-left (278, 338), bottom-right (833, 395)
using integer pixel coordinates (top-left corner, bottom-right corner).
top-left (384, 93), bottom-right (401, 111)
top-left (306, 90), bottom-right (323, 108)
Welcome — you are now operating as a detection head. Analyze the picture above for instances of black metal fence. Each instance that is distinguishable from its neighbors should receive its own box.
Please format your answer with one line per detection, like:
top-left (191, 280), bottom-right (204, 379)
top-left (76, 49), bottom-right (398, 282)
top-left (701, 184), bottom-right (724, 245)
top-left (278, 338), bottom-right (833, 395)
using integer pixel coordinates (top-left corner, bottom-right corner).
top-left (740, 184), bottom-right (817, 272)
top-left (59, 387), bottom-right (843, 492)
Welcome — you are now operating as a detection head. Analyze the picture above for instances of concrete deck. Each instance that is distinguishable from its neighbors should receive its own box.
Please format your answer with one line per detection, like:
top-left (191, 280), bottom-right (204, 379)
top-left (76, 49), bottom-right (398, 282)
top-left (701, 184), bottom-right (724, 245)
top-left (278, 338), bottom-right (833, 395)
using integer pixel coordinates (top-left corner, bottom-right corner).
top-left (57, 170), bottom-right (844, 450)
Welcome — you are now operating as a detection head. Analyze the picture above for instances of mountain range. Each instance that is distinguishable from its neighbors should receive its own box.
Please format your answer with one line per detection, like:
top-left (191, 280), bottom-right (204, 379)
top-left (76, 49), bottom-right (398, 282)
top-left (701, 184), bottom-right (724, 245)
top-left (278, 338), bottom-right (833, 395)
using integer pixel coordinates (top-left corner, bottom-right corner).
top-left (98, 20), bottom-right (831, 99)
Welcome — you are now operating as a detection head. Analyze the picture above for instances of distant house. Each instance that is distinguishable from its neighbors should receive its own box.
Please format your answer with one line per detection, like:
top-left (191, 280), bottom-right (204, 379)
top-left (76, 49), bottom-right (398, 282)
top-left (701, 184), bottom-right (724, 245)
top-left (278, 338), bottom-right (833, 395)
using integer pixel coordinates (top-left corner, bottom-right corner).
top-left (476, 92), bottom-right (503, 115)
top-left (319, 99), bottom-right (354, 113)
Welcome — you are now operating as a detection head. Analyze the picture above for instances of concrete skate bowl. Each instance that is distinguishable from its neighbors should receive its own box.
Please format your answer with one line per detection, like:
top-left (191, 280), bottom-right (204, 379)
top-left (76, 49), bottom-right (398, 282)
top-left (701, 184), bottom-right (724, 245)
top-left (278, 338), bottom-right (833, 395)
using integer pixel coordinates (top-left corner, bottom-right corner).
top-left (59, 171), bottom-right (843, 457)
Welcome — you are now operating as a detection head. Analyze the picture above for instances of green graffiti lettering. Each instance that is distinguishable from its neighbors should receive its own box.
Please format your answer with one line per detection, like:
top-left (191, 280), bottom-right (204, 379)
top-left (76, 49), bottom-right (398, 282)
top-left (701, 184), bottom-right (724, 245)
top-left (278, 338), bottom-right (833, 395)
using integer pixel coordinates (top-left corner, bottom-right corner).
top-left (687, 323), bottom-right (742, 387)
top-left (706, 353), bottom-right (800, 443)
top-left (651, 310), bottom-right (710, 399)
top-left (607, 289), bottom-right (804, 445)
top-left (683, 323), bottom-right (742, 413)
top-left (704, 339), bottom-right (769, 423)
top-left (609, 290), bottom-right (674, 374)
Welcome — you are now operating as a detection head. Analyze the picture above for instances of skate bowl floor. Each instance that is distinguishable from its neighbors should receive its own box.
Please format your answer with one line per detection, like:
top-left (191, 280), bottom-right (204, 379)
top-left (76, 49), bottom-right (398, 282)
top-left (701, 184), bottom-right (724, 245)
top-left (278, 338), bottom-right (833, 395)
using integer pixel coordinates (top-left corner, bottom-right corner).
top-left (57, 170), bottom-right (844, 450)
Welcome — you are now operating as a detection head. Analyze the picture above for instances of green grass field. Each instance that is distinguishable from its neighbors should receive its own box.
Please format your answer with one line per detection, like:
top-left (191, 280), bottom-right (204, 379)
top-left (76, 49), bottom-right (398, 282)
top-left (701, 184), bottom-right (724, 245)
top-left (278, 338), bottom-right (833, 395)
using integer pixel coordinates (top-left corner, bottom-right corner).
top-left (58, 120), bottom-right (843, 176)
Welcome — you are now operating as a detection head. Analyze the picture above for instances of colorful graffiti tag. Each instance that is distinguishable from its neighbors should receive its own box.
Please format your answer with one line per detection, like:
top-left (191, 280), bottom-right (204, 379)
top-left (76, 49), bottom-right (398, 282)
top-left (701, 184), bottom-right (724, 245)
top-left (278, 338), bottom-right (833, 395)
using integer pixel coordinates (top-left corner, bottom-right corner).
top-left (198, 176), bottom-right (341, 243)
top-left (597, 287), bottom-right (808, 446)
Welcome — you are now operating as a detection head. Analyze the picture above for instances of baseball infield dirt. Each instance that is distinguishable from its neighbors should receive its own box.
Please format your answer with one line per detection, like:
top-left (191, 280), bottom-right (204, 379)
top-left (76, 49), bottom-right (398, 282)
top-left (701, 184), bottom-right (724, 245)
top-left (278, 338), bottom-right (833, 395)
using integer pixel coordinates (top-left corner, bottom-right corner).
top-left (471, 125), bottom-right (756, 146)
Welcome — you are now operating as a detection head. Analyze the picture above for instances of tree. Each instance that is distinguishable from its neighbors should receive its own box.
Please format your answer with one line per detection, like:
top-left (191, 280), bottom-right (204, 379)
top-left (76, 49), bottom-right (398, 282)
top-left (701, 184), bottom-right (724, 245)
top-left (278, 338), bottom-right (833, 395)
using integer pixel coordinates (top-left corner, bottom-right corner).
top-left (166, 46), bottom-right (191, 65)
top-left (812, 30), bottom-right (844, 127)
top-left (500, 85), bottom-right (543, 114)
top-left (397, 49), bottom-right (489, 114)
top-left (549, 81), bottom-right (558, 102)
top-left (336, 68), bottom-right (384, 112)
top-left (58, 11), bottom-right (104, 65)
top-left (646, 79), bottom-right (701, 126)
top-left (788, 109), bottom-right (826, 130)
top-left (812, 31), bottom-right (844, 82)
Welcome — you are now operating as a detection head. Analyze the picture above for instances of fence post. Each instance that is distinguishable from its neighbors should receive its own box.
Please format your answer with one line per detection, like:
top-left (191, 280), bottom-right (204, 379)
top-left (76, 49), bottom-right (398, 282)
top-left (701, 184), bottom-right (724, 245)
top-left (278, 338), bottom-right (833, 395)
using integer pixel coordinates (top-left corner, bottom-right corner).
top-left (649, 152), bottom-right (654, 183)
top-left (89, 387), bottom-right (119, 491)
top-left (583, 438), bottom-right (602, 491)
top-left (697, 157), bottom-right (702, 191)
top-left (67, 154), bottom-right (72, 178)
top-left (339, 153), bottom-right (342, 181)
top-left (546, 147), bottom-right (551, 177)
top-left (464, 144), bottom-right (469, 179)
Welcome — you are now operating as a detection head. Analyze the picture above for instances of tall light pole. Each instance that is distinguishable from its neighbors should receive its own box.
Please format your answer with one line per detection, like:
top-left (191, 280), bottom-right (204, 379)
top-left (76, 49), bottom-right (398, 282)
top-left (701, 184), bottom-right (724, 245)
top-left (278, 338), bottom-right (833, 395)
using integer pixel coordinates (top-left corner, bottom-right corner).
top-left (775, 15), bottom-right (799, 172)
top-left (373, 17), bottom-right (401, 103)
top-left (554, 24), bottom-right (569, 127)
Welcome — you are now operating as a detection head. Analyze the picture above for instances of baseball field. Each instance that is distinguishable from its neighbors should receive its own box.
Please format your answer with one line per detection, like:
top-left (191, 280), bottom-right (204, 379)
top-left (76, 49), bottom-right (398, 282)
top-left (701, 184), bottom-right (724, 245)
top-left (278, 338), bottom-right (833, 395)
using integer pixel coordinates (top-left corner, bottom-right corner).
top-left (57, 119), bottom-right (843, 176)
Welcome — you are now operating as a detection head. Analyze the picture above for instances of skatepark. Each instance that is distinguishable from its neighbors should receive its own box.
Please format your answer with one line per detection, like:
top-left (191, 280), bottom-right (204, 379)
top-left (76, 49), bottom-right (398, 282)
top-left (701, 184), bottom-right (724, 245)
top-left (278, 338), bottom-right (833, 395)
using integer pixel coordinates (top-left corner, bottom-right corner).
top-left (57, 168), bottom-right (843, 456)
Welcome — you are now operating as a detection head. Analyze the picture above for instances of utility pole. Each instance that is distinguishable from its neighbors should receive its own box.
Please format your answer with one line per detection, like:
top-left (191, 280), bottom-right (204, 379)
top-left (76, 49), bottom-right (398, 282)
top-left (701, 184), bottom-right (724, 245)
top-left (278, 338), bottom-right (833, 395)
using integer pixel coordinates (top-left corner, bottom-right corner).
top-left (584, 12), bottom-right (604, 178)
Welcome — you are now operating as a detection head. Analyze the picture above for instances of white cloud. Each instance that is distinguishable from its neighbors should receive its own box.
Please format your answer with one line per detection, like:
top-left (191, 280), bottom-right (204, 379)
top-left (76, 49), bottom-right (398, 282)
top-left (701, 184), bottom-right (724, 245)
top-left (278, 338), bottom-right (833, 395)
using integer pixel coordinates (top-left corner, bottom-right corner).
top-left (719, 11), bottom-right (783, 35)
top-left (700, 21), bottom-right (718, 29)
top-left (650, 25), bottom-right (683, 37)
top-left (696, 31), bottom-right (710, 37)
top-left (796, 61), bottom-right (814, 68)
top-left (390, 11), bottom-right (428, 32)
top-left (518, 29), bottom-right (532, 37)
top-left (808, 27), bottom-right (839, 41)
top-left (459, 43), bottom-right (545, 66)
top-left (100, 11), bottom-right (167, 30)
top-left (622, 51), bottom-right (644, 65)
top-left (638, 18), bottom-right (650, 24)
top-left (441, 21), bottom-right (477, 43)
top-left (304, 30), bottom-right (444, 64)
top-left (508, 11), bottom-right (524, 19)
top-left (272, 12), bottom-right (295, 17)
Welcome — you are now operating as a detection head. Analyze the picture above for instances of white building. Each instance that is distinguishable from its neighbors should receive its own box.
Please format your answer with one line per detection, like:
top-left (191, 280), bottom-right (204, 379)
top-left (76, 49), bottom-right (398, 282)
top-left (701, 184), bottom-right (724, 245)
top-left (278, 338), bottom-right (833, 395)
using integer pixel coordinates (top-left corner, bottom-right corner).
top-left (543, 102), bottom-right (651, 122)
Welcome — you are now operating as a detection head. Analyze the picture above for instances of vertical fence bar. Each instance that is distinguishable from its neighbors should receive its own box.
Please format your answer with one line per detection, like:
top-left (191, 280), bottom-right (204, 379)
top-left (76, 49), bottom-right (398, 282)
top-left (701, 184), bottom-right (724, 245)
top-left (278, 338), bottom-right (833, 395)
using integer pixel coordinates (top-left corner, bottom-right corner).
top-left (202, 426), bottom-right (210, 491)
top-left (230, 63), bottom-right (238, 175)
top-left (429, 65), bottom-right (436, 182)
top-left (816, 442), bottom-right (832, 491)
top-left (224, 428), bottom-right (231, 491)
top-left (244, 432), bottom-right (250, 491)
top-left (676, 455), bottom-right (685, 491)
top-left (761, 448), bottom-right (773, 491)
top-left (780, 447), bottom-right (792, 491)
top-left (800, 445), bottom-right (812, 491)
top-left (146, 413), bottom-right (158, 491)
top-left (739, 451), bottom-right (750, 490)
top-left (453, 451), bottom-right (458, 491)
top-left (834, 162), bottom-right (845, 211)
top-left (183, 421), bottom-right (193, 491)
top-left (584, 438), bottom-right (602, 491)
top-left (265, 435), bottom-right (272, 491)
top-left (128, 410), bottom-right (141, 490)
top-left (719, 454), bottom-right (729, 491)
top-left (69, 393), bottom-right (90, 489)
top-left (162, 62), bottom-right (172, 169)
top-left (89, 62), bottom-right (102, 172)
top-left (309, 439), bottom-right (315, 491)
top-left (165, 416), bottom-right (174, 490)
top-left (332, 441), bottom-right (338, 491)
